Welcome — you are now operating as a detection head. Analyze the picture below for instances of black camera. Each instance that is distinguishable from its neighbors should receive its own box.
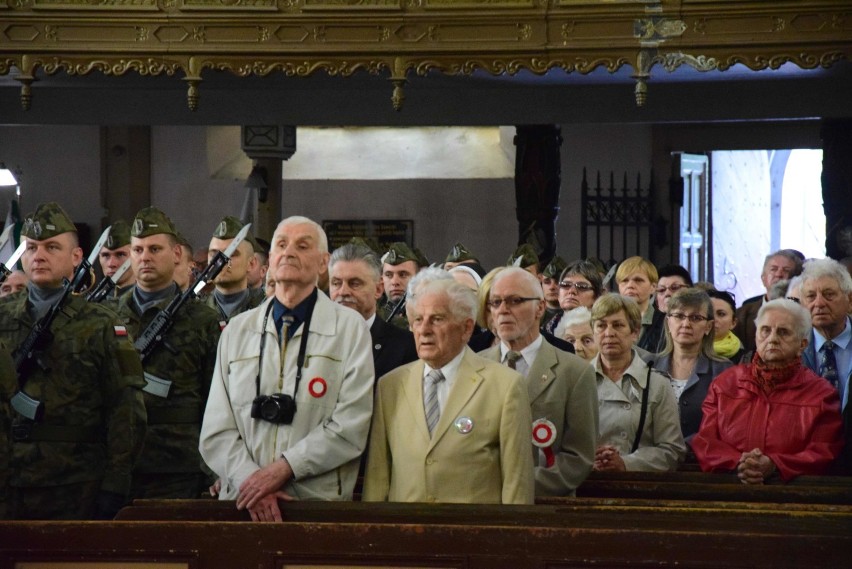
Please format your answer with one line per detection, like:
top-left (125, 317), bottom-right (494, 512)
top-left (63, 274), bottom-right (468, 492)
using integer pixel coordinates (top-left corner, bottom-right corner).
top-left (251, 393), bottom-right (297, 424)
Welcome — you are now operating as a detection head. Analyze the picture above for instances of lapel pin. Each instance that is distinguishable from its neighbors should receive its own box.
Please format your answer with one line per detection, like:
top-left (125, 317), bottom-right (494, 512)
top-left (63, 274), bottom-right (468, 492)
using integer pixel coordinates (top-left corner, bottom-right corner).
top-left (454, 416), bottom-right (474, 434)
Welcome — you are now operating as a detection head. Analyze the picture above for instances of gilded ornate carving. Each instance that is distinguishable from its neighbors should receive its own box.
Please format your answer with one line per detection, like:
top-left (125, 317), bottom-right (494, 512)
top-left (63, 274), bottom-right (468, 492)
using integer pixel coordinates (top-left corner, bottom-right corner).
top-left (303, 0), bottom-right (401, 9)
top-left (654, 52), bottom-right (717, 73)
top-left (32, 0), bottom-right (158, 8)
top-left (634, 17), bottom-right (686, 41)
top-left (772, 17), bottom-right (785, 32)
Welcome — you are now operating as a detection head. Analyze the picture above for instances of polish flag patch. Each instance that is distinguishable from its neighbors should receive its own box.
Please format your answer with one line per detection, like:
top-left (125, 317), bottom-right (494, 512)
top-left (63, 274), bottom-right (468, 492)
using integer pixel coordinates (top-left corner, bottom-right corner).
top-left (114, 325), bottom-right (128, 337)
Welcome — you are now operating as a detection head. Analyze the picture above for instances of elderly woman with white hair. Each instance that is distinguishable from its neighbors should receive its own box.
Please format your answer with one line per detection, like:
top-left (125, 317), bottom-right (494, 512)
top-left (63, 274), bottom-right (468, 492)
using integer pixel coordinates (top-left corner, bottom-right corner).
top-left (692, 298), bottom-right (844, 483)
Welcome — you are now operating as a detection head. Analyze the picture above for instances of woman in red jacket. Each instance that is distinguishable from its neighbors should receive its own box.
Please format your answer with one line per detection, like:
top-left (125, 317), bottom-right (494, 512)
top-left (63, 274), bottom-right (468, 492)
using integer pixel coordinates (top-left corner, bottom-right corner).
top-left (692, 298), bottom-right (843, 483)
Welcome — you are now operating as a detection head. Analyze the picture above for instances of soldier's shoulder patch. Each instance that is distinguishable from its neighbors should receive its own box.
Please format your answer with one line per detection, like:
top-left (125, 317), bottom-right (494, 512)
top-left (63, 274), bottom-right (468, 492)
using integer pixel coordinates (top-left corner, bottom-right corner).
top-left (219, 320), bottom-right (227, 331)
top-left (114, 325), bottom-right (128, 336)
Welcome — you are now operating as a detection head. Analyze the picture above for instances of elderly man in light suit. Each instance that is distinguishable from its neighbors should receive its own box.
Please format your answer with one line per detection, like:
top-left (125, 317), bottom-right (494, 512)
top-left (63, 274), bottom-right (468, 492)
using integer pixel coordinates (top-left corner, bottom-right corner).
top-left (363, 268), bottom-right (534, 504)
top-left (200, 216), bottom-right (374, 522)
top-left (479, 267), bottom-right (598, 496)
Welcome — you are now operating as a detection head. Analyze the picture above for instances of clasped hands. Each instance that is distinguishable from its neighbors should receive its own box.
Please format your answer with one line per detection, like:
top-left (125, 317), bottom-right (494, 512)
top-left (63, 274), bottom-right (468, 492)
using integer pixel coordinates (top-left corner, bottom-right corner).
top-left (737, 448), bottom-right (776, 485)
top-left (593, 444), bottom-right (626, 472)
top-left (235, 457), bottom-right (296, 522)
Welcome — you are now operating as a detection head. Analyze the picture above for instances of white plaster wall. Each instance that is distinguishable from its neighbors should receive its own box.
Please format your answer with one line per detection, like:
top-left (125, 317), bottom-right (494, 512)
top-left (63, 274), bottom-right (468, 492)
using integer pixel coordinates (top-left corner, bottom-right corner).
top-left (711, 150), bottom-right (771, 304)
top-left (0, 126), bottom-right (102, 241)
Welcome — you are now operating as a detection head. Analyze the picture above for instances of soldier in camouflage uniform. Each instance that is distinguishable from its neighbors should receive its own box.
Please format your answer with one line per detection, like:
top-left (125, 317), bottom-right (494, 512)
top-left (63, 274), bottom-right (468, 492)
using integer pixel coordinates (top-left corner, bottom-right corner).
top-left (204, 216), bottom-right (266, 323)
top-left (376, 242), bottom-right (421, 330)
top-left (540, 255), bottom-right (567, 327)
top-left (97, 219), bottom-right (136, 298)
top-left (0, 202), bottom-right (147, 520)
top-left (114, 207), bottom-right (221, 499)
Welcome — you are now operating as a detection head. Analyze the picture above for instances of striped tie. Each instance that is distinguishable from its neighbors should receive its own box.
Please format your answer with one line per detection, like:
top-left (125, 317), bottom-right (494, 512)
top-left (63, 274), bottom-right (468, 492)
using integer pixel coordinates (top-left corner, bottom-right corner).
top-left (424, 369), bottom-right (445, 436)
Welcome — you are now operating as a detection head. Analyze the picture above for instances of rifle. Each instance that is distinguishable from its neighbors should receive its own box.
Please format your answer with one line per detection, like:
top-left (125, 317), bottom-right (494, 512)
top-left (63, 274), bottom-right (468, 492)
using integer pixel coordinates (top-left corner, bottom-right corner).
top-left (87, 258), bottom-right (131, 303)
top-left (385, 292), bottom-right (406, 322)
top-left (9, 225), bottom-right (112, 422)
top-left (0, 240), bottom-right (26, 286)
top-left (134, 223), bottom-right (251, 363)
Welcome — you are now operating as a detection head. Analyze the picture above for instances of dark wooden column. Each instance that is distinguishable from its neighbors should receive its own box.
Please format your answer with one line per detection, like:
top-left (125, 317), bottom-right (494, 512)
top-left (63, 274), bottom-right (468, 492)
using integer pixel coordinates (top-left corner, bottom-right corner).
top-left (513, 125), bottom-right (562, 268)
top-left (100, 126), bottom-right (151, 229)
top-left (241, 126), bottom-right (296, 240)
top-left (821, 119), bottom-right (852, 260)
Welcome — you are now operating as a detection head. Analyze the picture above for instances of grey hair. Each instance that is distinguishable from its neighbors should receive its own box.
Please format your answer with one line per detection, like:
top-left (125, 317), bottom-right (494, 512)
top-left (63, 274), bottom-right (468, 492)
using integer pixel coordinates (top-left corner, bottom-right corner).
top-left (277, 215), bottom-right (328, 253)
top-left (490, 266), bottom-right (543, 300)
top-left (328, 242), bottom-right (381, 281)
top-left (800, 257), bottom-right (852, 296)
top-left (406, 267), bottom-right (477, 322)
top-left (756, 298), bottom-right (812, 341)
top-left (762, 249), bottom-right (803, 277)
top-left (562, 306), bottom-right (592, 329)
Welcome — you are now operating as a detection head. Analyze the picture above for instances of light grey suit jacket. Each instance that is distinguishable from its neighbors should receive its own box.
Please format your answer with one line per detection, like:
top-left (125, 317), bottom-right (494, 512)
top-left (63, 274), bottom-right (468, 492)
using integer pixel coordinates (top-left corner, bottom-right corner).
top-left (480, 339), bottom-right (598, 496)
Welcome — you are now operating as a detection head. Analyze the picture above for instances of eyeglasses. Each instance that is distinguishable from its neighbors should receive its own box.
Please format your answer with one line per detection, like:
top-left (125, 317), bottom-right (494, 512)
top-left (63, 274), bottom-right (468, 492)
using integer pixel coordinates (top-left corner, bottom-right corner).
top-left (667, 312), bottom-right (711, 323)
top-left (656, 284), bottom-right (687, 294)
top-left (487, 296), bottom-right (540, 309)
top-left (559, 281), bottom-right (594, 292)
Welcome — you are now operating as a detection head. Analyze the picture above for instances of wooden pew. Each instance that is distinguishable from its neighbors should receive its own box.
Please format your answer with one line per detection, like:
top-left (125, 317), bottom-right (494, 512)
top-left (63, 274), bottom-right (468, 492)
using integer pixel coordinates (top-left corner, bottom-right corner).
top-left (2, 498), bottom-right (849, 568)
top-left (575, 471), bottom-right (852, 505)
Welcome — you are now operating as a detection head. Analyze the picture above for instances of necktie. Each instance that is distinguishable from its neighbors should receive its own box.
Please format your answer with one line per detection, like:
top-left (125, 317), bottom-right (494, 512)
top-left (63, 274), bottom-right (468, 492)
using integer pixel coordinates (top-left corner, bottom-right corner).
top-left (505, 350), bottom-right (527, 377)
top-left (280, 315), bottom-right (294, 350)
top-left (424, 369), bottom-right (445, 436)
top-left (819, 341), bottom-right (839, 389)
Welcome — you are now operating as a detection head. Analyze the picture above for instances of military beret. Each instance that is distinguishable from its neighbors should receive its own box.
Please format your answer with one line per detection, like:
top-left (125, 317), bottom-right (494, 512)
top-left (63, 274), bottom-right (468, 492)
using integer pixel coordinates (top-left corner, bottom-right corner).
top-left (174, 231), bottom-right (191, 248)
top-left (413, 247), bottom-right (430, 268)
top-left (131, 206), bottom-right (178, 238)
top-left (542, 255), bottom-right (568, 279)
top-left (507, 243), bottom-right (539, 268)
top-left (212, 215), bottom-right (259, 252)
top-left (381, 241), bottom-right (419, 267)
top-left (347, 236), bottom-right (382, 255)
top-left (445, 242), bottom-right (477, 264)
top-left (104, 219), bottom-right (131, 250)
top-left (21, 202), bottom-right (76, 240)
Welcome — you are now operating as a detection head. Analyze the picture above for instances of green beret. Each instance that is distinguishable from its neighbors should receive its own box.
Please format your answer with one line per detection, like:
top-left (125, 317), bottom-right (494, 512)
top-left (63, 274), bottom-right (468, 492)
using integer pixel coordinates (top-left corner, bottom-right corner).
top-left (542, 255), bottom-right (567, 279)
top-left (381, 241), bottom-right (419, 267)
top-left (348, 236), bottom-right (382, 255)
top-left (507, 243), bottom-right (539, 268)
top-left (104, 220), bottom-right (131, 250)
top-left (413, 247), bottom-right (430, 268)
top-left (212, 215), bottom-right (259, 252)
top-left (131, 207), bottom-right (178, 238)
top-left (445, 242), bottom-right (477, 264)
top-left (21, 202), bottom-right (76, 240)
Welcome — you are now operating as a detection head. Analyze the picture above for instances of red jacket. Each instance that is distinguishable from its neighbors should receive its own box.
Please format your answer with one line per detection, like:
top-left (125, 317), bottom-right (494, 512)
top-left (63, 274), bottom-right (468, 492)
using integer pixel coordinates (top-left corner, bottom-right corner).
top-left (692, 363), bottom-right (843, 481)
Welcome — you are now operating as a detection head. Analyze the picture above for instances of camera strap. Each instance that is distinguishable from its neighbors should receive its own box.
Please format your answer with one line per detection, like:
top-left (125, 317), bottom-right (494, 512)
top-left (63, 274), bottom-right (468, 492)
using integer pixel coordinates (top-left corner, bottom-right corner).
top-left (256, 291), bottom-right (317, 399)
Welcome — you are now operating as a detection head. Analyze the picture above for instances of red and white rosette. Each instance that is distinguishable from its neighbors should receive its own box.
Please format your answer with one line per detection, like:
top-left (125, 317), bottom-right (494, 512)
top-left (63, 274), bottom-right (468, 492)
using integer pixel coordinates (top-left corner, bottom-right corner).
top-left (308, 377), bottom-right (327, 398)
top-left (531, 418), bottom-right (557, 468)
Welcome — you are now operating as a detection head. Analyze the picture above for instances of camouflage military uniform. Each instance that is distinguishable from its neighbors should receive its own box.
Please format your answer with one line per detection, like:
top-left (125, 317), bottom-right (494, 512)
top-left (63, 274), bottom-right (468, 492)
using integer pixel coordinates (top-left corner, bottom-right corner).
top-left (114, 285), bottom-right (221, 499)
top-left (376, 294), bottom-right (409, 330)
top-left (204, 286), bottom-right (266, 322)
top-left (0, 291), bottom-right (147, 519)
top-left (0, 340), bottom-right (17, 519)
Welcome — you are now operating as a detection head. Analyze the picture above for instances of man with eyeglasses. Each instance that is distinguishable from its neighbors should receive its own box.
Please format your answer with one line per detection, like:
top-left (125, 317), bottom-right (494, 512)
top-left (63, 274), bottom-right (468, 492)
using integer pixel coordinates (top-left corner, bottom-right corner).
top-left (479, 267), bottom-right (598, 496)
top-left (735, 249), bottom-right (803, 353)
top-left (363, 268), bottom-right (534, 504)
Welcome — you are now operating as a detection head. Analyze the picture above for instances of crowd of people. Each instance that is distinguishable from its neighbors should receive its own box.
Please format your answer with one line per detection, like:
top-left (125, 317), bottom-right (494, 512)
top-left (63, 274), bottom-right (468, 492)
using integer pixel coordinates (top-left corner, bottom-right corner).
top-left (0, 202), bottom-right (848, 522)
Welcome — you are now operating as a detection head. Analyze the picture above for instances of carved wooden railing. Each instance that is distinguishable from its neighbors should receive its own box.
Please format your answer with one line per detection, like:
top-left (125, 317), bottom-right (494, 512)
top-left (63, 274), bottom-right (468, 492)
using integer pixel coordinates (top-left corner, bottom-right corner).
top-left (0, 1), bottom-right (849, 112)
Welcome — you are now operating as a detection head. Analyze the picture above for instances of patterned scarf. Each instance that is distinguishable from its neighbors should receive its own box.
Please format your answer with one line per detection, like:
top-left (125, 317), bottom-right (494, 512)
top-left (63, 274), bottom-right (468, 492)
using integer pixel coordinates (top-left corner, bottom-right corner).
top-left (750, 352), bottom-right (800, 394)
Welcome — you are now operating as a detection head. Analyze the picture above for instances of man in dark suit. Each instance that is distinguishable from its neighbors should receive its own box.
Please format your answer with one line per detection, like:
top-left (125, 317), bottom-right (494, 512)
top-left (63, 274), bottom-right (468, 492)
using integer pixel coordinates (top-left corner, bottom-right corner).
top-left (329, 241), bottom-right (417, 380)
top-left (734, 249), bottom-right (802, 353)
